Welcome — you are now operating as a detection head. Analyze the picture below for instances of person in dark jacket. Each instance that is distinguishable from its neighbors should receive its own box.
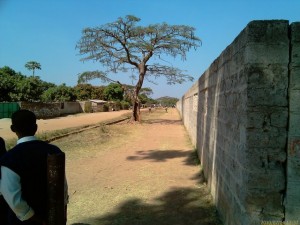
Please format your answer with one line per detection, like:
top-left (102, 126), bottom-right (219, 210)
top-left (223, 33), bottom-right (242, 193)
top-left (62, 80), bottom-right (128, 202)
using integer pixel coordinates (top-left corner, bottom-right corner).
top-left (0, 137), bottom-right (6, 156)
top-left (0, 110), bottom-right (67, 225)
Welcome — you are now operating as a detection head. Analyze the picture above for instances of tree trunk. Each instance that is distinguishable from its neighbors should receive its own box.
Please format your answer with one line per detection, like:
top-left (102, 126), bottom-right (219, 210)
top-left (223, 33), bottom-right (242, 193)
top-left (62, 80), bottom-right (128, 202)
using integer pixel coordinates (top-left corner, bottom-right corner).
top-left (131, 64), bottom-right (146, 122)
top-left (132, 98), bottom-right (140, 122)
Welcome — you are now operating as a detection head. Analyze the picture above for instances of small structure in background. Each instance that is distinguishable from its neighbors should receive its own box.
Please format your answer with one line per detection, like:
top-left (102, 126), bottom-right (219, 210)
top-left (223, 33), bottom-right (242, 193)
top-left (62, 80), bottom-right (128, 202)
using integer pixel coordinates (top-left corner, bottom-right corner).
top-left (90, 99), bottom-right (107, 112)
top-left (90, 99), bottom-right (120, 112)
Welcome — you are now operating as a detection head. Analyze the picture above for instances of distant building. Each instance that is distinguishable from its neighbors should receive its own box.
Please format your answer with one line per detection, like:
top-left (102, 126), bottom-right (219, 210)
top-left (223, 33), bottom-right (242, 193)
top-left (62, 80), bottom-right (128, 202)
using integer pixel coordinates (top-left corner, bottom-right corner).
top-left (90, 99), bottom-right (108, 112)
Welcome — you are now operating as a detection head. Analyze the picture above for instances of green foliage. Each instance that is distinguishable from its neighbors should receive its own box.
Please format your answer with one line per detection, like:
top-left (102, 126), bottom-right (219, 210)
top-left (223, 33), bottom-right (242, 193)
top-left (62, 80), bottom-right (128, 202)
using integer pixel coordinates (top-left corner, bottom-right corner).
top-left (156, 96), bottom-right (179, 107)
top-left (74, 84), bottom-right (106, 100)
top-left (77, 70), bottom-right (110, 84)
top-left (140, 87), bottom-right (153, 97)
top-left (77, 15), bottom-right (201, 77)
top-left (0, 66), bottom-right (55, 102)
top-left (120, 101), bottom-right (130, 110)
top-left (91, 86), bottom-right (105, 100)
top-left (12, 76), bottom-right (47, 101)
top-left (42, 84), bottom-right (77, 102)
top-left (0, 67), bottom-right (18, 101)
top-left (103, 83), bottom-right (124, 101)
top-left (0, 65), bottom-right (157, 107)
top-left (0, 66), bottom-right (19, 76)
top-left (77, 15), bottom-right (200, 120)
top-left (25, 61), bottom-right (41, 76)
top-left (139, 94), bottom-right (149, 104)
top-left (113, 100), bottom-right (122, 111)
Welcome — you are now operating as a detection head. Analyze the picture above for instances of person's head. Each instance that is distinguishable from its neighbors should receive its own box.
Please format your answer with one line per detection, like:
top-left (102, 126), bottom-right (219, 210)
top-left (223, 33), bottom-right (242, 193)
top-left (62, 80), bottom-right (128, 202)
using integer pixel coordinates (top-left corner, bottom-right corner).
top-left (11, 109), bottom-right (37, 138)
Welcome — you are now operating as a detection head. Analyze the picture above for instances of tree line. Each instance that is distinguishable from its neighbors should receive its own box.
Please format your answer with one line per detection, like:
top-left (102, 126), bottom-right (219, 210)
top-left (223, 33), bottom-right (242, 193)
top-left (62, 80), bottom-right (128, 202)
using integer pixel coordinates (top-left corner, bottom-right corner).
top-left (0, 66), bottom-right (159, 108)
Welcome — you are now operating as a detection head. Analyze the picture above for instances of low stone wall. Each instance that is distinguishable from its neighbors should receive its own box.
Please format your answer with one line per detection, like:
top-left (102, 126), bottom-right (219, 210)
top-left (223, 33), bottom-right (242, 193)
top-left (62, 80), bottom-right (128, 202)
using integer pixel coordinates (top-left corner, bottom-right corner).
top-left (20, 101), bottom-right (85, 119)
top-left (20, 102), bottom-right (61, 119)
top-left (177, 20), bottom-right (300, 224)
top-left (60, 102), bottom-right (84, 115)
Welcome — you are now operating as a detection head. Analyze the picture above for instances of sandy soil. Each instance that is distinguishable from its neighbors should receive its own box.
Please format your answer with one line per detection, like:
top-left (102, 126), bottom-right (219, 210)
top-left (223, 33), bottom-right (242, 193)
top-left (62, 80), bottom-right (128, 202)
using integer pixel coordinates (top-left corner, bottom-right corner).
top-left (51, 108), bottom-right (221, 225)
top-left (1, 108), bottom-right (221, 224)
top-left (0, 110), bottom-right (131, 140)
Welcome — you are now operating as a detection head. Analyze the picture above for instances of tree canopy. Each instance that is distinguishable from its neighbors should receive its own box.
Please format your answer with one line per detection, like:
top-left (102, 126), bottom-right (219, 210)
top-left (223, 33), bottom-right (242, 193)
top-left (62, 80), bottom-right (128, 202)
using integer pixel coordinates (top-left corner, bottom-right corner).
top-left (41, 84), bottom-right (77, 102)
top-left (103, 83), bottom-right (124, 101)
top-left (77, 15), bottom-right (201, 121)
top-left (25, 61), bottom-right (41, 76)
top-left (0, 66), bottom-right (54, 102)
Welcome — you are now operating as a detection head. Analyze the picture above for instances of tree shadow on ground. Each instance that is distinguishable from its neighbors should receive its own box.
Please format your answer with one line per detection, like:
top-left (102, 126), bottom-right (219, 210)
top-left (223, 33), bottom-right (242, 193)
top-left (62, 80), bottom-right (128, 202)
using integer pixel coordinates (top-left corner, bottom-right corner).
top-left (71, 187), bottom-right (222, 225)
top-left (127, 149), bottom-right (200, 166)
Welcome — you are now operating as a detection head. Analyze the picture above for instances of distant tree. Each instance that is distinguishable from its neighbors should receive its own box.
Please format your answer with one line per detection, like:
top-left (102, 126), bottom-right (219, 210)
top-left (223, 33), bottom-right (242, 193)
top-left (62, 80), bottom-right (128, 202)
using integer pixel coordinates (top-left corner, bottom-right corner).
top-left (156, 96), bottom-right (179, 107)
top-left (140, 87), bottom-right (153, 97)
top-left (74, 84), bottom-right (94, 100)
top-left (42, 84), bottom-right (76, 102)
top-left (13, 77), bottom-right (41, 101)
top-left (74, 84), bottom-right (106, 100)
top-left (0, 66), bottom-right (54, 102)
top-left (0, 66), bottom-right (19, 101)
top-left (77, 15), bottom-right (201, 121)
top-left (103, 83), bottom-right (124, 101)
top-left (25, 61), bottom-right (41, 76)
top-left (0, 66), bottom-right (56, 102)
top-left (0, 66), bottom-right (19, 76)
top-left (12, 76), bottom-right (54, 102)
top-left (91, 86), bottom-right (106, 100)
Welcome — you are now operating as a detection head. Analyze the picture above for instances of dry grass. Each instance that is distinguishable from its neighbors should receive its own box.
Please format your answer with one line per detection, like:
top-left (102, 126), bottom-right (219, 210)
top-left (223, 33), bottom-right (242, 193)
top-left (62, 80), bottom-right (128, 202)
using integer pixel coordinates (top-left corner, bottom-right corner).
top-left (51, 108), bottom-right (222, 225)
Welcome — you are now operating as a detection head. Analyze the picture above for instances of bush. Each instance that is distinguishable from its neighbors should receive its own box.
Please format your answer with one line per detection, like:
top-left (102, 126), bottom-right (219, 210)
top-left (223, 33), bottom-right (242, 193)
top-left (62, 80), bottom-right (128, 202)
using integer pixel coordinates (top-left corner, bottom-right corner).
top-left (121, 101), bottom-right (130, 110)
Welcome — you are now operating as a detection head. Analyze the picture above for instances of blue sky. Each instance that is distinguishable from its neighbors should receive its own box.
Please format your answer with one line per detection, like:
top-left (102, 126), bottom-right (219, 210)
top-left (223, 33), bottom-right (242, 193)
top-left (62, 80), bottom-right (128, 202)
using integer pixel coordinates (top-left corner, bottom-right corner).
top-left (0, 0), bottom-right (299, 98)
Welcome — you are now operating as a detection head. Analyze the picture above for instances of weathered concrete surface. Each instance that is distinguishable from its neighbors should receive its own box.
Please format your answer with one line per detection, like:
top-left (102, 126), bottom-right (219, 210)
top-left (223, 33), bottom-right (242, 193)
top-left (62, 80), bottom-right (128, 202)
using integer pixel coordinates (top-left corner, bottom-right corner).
top-left (286, 22), bottom-right (300, 220)
top-left (177, 20), bottom-right (300, 224)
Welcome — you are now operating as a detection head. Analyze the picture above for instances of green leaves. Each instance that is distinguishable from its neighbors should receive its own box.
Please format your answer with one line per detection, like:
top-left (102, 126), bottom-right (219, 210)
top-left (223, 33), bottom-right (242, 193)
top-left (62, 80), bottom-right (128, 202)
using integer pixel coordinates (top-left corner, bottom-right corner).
top-left (24, 61), bottom-right (41, 76)
top-left (0, 66), bottom-right (54, 102)
top-left (76, 15), bottom-right (201, 120)
top-left (103, 83), bottom-right (124, 101)
top-left (77, 71), bottom-right (111, 84)
top-left (41, 84), bottom-right (77, 102)
top-left (76, 15), bottom-right (201, 77)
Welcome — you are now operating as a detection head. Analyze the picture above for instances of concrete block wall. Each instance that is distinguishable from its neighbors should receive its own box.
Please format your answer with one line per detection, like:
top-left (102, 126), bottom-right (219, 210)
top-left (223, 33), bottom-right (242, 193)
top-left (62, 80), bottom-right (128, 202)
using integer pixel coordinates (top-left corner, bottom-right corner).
top-left (177, 20), bottom-right (300, 224)
top-left (286, 22), bottom-right (300, 220)
top-left (20, 101), bottom-right (84, 118)
top-left (60, 102), bottom-right (84, 115)
top-left (20, 101), bottom-right (61, 119)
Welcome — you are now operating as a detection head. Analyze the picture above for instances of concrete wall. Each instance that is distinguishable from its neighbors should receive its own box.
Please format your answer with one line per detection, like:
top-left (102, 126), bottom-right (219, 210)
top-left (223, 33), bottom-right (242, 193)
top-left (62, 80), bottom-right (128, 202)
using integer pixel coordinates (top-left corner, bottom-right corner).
top-left (60, 102), bottom-right (84, 115)
top-left (20, 102), bottom-right (61, 119)
top-left (177, 20), bottom-right (300, 224)
top-left (20, 101), bottom-right (85, 119)
top-left (286, 22), bottom-right (300, 220)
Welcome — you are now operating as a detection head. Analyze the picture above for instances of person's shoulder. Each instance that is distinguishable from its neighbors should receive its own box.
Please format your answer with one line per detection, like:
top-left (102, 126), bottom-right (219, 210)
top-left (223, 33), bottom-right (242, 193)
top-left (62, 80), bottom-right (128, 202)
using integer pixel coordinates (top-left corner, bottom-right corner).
top-left (46, 142), bottom-right (63, 154)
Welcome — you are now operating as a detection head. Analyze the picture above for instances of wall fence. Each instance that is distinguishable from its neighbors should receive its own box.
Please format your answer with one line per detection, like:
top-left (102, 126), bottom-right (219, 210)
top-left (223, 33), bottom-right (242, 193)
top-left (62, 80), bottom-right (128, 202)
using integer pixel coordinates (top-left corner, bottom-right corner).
top-left (177, 20), bottom-right (300, 224)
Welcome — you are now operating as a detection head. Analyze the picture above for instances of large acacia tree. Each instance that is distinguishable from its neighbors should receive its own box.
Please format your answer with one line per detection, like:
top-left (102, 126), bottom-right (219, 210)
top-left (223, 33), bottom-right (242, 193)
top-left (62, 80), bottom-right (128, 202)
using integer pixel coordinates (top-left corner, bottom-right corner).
top-left (77, 15), bottom-right (201, 121)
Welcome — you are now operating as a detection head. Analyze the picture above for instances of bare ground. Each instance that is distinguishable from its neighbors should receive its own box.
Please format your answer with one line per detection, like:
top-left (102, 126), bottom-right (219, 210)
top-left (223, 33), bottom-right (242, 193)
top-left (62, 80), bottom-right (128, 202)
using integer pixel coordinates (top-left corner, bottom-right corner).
top-left (51, 108), bottom-right (221, 225)
top-left (0, 108), bottom-right (221, 224)
top-left (0, 110), bottom-right (131, 140)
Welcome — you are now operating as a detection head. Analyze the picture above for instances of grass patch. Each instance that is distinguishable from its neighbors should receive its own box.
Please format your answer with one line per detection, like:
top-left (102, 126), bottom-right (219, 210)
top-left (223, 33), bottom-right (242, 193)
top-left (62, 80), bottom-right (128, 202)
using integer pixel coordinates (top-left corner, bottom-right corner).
top-left (4, 114), bottom-right (130, 150)
top-left (52, 123), bottom-right (135, 160)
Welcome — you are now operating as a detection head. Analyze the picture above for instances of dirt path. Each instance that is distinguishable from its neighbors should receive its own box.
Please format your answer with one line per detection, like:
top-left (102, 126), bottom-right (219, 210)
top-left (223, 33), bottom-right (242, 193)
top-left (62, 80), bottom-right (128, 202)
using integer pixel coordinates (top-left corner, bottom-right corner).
top-left (0, 110), bottom-right (131, 140)
top-left (53, 108), bottom-right (221, 225)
